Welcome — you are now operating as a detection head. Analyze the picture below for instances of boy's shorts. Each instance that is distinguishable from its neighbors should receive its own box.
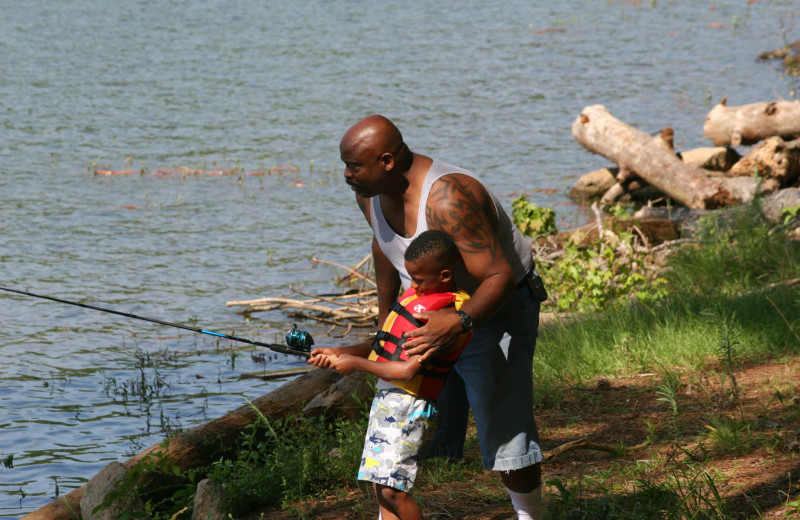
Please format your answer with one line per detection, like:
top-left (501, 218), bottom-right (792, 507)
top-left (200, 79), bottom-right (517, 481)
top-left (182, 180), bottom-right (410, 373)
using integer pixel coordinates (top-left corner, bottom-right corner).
top-left (357, 386), bottom-right (437, 491)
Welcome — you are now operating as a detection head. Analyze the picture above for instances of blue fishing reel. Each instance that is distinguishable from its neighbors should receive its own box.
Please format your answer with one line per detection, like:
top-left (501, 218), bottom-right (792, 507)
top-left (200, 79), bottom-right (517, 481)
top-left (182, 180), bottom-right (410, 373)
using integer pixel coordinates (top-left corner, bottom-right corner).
top-left (285, 324), bottom-right (314, 352)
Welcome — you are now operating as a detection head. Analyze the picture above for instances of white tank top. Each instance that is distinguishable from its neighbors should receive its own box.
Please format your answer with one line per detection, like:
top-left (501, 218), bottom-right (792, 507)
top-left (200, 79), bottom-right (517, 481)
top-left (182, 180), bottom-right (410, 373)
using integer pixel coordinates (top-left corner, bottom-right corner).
top-left (369, 159), bottom-right (534, 293)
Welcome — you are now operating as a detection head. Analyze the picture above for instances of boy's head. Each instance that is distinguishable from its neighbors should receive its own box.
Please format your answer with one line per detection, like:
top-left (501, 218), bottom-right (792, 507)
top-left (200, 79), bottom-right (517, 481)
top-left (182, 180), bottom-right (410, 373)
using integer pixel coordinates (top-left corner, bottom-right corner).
top-left (404, 230), bottom-right (463, 295)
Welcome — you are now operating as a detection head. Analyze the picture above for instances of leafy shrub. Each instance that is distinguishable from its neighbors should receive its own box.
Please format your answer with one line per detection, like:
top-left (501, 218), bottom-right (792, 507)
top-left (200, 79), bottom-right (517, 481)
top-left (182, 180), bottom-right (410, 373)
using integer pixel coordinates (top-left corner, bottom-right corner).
top-left (512, 195), bottom-right (557, 238)
top-left (539, 227), bottom-right (667, 313)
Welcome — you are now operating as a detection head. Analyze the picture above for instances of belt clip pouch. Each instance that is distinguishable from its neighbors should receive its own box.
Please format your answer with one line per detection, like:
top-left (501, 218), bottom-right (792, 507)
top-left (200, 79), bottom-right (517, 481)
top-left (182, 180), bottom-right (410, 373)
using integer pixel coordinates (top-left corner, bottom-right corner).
top-left (527, 273), bottom-right (549, 302)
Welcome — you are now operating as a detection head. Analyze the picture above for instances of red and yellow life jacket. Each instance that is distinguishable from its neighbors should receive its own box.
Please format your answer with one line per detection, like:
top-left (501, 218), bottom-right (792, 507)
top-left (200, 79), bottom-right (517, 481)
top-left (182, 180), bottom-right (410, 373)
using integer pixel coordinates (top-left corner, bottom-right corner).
top-left (368, 287), bottom-right (471, 399)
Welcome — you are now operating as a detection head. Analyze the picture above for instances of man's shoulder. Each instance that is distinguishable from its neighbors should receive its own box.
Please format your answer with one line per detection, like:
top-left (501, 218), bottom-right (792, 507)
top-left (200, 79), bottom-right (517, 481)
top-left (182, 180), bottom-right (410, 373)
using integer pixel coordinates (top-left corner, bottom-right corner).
top-left (429, 157), bottom-right (471, 175)
top-left (426, 172), bottom-right (492, 208)
top-left (425, 159), bottom-right (484, 190)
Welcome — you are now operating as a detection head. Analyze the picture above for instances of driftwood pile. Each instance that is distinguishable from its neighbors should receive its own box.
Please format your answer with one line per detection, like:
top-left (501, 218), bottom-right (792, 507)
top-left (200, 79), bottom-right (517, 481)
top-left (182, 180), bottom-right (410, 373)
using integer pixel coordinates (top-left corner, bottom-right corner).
top-left (568, 99), bottom-right (800, 215)
top-left (227, 255), bottom-right (378, 335)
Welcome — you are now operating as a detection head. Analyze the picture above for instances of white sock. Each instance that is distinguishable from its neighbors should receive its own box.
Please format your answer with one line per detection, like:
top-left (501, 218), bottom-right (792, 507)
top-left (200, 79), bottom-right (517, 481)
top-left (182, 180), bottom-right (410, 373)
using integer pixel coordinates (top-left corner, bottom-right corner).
top-left (506, 484), bottom-right (543, 520)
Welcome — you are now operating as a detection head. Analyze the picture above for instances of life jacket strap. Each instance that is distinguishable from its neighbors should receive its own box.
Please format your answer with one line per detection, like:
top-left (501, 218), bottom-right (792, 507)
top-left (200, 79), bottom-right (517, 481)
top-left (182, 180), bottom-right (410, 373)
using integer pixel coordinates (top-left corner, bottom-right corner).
top-left (372, 331), bottom-right (405, 361)
top-left (389, 300), bottom-right (425, 328)
top-left (372, 294), bottom-right (464, 369)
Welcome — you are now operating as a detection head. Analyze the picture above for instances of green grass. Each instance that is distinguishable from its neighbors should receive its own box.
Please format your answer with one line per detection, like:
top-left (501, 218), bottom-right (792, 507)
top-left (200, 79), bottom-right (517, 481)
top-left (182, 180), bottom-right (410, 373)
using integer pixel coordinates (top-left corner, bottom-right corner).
top-left (535, 285), bottom-right (799, 387)
top-left (545, 459), bottom-right (731, 520)
top-left (534, 202), bottom-right (800, 391)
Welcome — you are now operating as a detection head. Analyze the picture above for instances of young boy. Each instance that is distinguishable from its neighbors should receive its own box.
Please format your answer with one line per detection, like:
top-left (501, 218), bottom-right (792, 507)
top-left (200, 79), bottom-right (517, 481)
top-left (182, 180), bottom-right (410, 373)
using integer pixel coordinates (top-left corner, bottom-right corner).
top-left (308, 230), bottom-right (471, 520)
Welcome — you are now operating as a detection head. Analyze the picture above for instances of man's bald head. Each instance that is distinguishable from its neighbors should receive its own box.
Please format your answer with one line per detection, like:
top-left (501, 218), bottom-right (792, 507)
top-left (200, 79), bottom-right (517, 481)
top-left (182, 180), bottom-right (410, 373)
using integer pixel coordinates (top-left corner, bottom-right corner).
top-left (340, 115), bottom-right (406, 161)
top-left (339, 115), bottom-right (414, 198)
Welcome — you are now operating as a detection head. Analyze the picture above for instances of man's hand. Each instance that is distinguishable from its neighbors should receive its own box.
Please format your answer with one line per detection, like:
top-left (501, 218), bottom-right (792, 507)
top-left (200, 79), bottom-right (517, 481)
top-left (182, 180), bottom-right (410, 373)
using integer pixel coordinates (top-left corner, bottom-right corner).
top-left (401, 308), bottom-right (462, 361)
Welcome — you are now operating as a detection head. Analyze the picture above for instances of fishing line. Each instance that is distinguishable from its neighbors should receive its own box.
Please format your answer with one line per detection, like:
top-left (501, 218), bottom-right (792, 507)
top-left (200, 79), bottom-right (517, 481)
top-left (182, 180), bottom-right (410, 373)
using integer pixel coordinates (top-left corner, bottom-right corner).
top-left (0, 285), bottom-right (310, 358)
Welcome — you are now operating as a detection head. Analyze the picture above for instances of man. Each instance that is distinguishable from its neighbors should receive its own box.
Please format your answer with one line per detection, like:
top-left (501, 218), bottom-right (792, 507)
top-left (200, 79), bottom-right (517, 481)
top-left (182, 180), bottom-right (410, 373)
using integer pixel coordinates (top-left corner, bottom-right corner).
top-left (339, 115), bottom-right (545, 520)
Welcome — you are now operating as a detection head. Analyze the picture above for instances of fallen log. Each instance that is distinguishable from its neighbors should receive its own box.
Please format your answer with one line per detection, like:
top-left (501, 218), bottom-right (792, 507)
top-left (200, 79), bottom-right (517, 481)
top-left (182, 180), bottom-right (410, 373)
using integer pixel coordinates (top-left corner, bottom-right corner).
top-left (303, 371), bottom-right (374, 420)
top-left (572, 105), bottom-right (735, 209)
top-left (634, 187), bottom-right (800, 237)
top-left (240, 366), bottom-right (314, 381)
top-left (23, 368), bottom-right (342, 520)
top-left (716, 176), bottom-right (780, 203)
top-left (761, 187), bottom-right (800, 224)
top-left (728, 136), bottom-right (800, 187)
top-left (567, 167), bottom-right (619, 201)
top-left (599, 178), bottom-right (664, 205)
top-left (703, 97), bottom-right (800, 147)
top-left (227, 288), bottom-right (378, 331)
top-left (680, 146), bottom-right (741, 172)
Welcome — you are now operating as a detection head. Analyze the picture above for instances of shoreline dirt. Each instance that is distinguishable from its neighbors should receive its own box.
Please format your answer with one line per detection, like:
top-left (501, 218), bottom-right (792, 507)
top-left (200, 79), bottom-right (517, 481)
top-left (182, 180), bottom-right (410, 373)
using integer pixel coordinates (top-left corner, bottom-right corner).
top-left (246, 358), bottom-right (800, 519)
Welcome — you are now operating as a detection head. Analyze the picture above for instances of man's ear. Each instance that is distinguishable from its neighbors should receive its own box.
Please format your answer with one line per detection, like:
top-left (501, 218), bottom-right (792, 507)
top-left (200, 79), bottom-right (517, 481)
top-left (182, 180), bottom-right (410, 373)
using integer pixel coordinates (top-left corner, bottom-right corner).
top-left (379, 152), bottom-right (394, 172)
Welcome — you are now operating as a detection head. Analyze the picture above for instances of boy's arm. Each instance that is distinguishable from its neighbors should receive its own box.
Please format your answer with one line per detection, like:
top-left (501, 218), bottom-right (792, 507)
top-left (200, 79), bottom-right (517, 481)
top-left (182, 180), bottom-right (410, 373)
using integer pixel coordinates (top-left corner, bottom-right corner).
top-left (307, 342), bottom-right (373, 370)
top-left (333, 354), bottom-right (423, 381)
top-left (308, 342), bottom-right (373, 359)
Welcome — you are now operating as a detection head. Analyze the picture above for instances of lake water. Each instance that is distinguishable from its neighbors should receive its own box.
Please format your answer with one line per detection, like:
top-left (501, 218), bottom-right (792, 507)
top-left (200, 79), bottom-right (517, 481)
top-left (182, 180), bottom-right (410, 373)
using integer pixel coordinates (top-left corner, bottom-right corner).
top-left (1, 0), bottom-right (796, 516)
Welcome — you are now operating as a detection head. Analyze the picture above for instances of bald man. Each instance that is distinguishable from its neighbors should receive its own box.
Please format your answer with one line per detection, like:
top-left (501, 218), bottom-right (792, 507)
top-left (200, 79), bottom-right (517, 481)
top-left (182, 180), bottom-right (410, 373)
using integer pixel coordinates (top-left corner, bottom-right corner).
top-left (338, 115), bottom-right (546, 519)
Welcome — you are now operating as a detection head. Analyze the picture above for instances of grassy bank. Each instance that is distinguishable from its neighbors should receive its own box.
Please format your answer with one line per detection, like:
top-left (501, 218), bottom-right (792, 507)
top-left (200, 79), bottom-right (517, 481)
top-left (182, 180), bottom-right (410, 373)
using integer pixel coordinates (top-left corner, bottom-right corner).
top-left (535, 203), bottom-right (799, 387)
top-left (121, 202), bottom-right (800, 519)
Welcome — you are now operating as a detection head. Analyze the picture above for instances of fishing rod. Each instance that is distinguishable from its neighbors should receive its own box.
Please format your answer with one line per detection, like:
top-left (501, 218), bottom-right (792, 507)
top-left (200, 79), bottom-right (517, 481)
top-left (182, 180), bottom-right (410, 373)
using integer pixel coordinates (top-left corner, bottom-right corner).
top-left (0, 285), bottom-right (312, 359)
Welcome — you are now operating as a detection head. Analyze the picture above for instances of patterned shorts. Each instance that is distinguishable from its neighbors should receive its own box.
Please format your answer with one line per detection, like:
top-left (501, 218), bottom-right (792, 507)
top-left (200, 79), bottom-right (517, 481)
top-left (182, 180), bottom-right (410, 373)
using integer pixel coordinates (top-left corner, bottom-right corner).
top-left (357, 386), bottom-right (437, 491)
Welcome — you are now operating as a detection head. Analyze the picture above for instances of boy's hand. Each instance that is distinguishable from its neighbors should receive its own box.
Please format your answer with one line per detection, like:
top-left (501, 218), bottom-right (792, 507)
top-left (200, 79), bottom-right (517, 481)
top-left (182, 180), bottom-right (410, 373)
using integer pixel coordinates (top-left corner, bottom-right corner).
top-left (309, 347), bottom-right (338, 357)
top-left (329, 354), bottom-right (358, 375)
top-left (307, 348), bottom-right (340, 370)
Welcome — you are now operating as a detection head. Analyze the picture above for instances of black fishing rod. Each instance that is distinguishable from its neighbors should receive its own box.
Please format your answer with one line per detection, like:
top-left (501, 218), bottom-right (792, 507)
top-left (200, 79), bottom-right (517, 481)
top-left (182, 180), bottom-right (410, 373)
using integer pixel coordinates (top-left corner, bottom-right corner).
top-left (0, 286), bottom-right (312, 359)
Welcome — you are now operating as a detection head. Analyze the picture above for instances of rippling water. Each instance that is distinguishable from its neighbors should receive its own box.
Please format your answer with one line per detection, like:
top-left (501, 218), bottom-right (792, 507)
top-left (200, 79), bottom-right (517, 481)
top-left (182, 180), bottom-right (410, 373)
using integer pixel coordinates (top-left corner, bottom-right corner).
top-left (1, 0), bottom-right (796, 516)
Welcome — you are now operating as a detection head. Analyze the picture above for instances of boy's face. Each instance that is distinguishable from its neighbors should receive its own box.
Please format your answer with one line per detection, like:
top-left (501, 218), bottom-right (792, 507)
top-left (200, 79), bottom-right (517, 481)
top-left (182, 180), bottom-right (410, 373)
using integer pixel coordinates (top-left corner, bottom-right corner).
top-left (405, 258), bottom-right (452, 295)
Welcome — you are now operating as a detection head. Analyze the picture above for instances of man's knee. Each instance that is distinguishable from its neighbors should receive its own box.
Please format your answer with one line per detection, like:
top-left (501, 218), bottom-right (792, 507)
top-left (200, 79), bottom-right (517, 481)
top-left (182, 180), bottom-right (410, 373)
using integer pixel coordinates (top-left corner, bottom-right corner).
top-left (500, 462), bottom-right (542, 493)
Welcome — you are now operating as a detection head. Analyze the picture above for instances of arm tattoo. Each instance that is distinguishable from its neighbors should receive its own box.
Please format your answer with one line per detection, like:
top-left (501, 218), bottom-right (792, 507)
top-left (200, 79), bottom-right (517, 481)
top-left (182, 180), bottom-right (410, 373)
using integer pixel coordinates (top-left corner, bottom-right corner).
top-left (425, 175), bottom-right (499, 261)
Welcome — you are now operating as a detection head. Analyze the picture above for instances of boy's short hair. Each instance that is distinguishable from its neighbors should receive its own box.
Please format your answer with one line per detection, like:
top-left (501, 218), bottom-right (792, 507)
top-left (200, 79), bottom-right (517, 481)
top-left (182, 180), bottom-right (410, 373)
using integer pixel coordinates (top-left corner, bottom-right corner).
top-left (405, 230), bottom-right (462, 268)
